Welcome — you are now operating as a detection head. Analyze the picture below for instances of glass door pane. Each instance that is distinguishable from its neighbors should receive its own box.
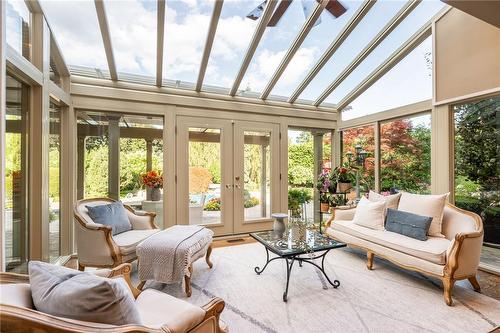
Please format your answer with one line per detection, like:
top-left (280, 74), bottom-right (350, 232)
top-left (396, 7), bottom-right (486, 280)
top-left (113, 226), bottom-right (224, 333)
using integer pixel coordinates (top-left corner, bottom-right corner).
top-left (49, 102), bottom-right (61, 262)
top-left (5, 74), bottom-right (29, 273)
top-left (177, 117), bottom-right (233, 236)
top-left (233, 122), bottom-right (279, 234)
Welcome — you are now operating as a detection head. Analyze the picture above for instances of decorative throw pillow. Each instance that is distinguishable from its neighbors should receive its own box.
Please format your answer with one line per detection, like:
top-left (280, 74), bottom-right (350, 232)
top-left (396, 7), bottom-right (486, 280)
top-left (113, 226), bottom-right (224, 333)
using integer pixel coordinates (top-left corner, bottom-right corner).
top-left (385, 208), bottom-right (433, 241)
top-left (352, 197), bottom-right (386, 230)
top-left (29, 261), bottom-right (142, 325)
top-left (397, 192), bottom-right (449, 237)
top-left (86, 201), bottom-right (131, 235)
top-left (368, 190), bottom-right (402, 210)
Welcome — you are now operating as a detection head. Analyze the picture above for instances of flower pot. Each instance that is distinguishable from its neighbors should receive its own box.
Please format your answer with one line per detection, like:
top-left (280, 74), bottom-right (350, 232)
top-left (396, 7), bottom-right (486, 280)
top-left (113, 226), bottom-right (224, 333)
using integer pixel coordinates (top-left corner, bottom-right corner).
top-left (338, 182), bottom-right (352, 193)
top-left (320, 202), bottom-right (330, 213)
top-left (150, 188), bottom-right (161, 201)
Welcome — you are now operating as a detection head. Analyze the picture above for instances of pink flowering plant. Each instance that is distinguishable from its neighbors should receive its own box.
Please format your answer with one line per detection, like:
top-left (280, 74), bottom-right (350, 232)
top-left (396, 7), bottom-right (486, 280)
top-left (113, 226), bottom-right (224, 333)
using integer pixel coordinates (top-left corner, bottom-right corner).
top-left (316, 169), bottom-right (335, 202)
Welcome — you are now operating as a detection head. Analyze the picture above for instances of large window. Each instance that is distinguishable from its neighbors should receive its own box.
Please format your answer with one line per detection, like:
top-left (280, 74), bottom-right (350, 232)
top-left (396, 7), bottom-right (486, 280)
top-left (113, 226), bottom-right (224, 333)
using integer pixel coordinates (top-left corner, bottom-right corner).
top-left (6, 0), bottom-right (31, 60)
top-left (77, 112), bottom-right (164, 207)
top-left (380, 114), bottom-right (431, 194)
top-left (48, 102), bottom-right (61, 262)
top-left (454, 97), bottom-right (499, 263)
top-left (341, 125), bottom-right (375, 199)
top-left (288, 128), bottom-right (332, 223)
top-left (4, 74), bottom-right (29, 272)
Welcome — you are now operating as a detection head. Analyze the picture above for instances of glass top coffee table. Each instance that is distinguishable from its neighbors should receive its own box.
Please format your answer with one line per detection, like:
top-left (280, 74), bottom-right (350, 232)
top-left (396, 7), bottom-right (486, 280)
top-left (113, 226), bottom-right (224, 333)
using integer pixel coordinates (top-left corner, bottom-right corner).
top-left (250, 229), bottom-right (346, 302)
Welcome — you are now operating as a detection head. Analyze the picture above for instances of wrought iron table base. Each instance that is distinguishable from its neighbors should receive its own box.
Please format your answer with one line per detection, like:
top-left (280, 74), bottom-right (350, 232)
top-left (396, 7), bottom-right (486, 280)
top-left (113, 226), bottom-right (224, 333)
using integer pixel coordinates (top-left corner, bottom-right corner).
top-left (254, 247), bottom-right (340, 302)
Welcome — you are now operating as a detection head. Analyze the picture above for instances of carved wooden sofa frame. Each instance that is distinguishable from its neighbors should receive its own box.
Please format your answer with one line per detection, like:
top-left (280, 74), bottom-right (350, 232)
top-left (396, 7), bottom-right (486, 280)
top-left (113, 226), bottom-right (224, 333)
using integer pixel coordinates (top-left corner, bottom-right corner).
top-left (0, 263), bottom-right (226, 333)
top-left (326, 203), bottom-right (483, 306)
top-left (74, 197), bottom-right (159, 270)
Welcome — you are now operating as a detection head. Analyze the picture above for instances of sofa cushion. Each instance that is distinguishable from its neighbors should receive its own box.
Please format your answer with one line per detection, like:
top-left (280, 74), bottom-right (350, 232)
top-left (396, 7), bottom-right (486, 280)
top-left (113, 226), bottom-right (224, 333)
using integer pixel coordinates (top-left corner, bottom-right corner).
top-left (86, 201), bottom-right (132, 235)
top-left (114, 229), bottom-right (159, 255)
top-left (397, 192), bottom-right (449, 237)
top-left (331, 220), bottom-right (450, 264)
top-left (368, 191), bottom-right (401, 211)
top-left (29, 261), bottom-right (142, 325)
top-left (385, 208), bottom-right (433, 241)
top-left (135, 289), bottom-right (205, 330)
top-left (352, 197), bottom-right (386, 230)
top-left (0, 283), bottom-right (34, 309)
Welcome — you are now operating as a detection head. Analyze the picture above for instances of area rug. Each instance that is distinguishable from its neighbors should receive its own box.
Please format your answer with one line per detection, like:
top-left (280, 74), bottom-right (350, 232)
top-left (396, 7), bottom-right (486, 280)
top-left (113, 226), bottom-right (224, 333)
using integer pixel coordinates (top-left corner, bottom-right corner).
top-left (139, 243), bottom-right (500, 333)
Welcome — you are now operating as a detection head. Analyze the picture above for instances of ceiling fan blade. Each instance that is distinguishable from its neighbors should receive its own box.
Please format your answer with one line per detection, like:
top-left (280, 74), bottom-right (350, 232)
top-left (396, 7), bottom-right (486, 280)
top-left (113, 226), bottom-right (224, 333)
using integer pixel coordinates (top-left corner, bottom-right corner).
top-left (321, 0), bottom-right (347, 18)
top-left (267, 0), bottom-right (293, 27)
top-left (247, 0), bottom-right (268, 20)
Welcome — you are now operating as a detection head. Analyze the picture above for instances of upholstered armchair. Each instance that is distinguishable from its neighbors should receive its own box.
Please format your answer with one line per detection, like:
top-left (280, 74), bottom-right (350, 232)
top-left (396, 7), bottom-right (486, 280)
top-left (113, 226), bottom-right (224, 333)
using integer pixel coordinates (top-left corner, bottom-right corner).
top-left (0, 263), bottom-right (227, 333)
top-left (74, 198), bottom-right (160, 270)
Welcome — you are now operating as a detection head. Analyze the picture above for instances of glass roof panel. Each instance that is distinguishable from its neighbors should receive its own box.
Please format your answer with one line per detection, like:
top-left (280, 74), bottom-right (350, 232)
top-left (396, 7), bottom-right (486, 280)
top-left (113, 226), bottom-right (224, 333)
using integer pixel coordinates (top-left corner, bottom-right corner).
top-left (163, 0), bottom-right (215, 86)
top-left (106, 0), bottom-right (157, 77)
top-left (322, 0), bottom-right (446, 106)
top-left (40, 0), bottom-right (108, 71)
top-left (6, 0), bottom-right (30, 59)
top-left (296, 0), bottom-right (407, 102)
top-left (202, 0), bottom-right (262, 92)
top-left (269, 0), bottom-right (363, 98)
top-left (237, 0), bottom-right (309, 96)
top-left (341, 36), bottom-right (432, 120)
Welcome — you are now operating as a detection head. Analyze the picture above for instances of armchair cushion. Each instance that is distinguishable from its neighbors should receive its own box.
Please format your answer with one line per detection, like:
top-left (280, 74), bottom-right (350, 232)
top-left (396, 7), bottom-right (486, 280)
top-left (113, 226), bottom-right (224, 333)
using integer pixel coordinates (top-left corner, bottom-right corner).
top-left (0, 283), bottom-right (34, 309)
top-left (28, 261), bottom-right (142, 326)
top-left (135, 289), bottom-right (205, 331)
top-left (86, 201), bottom-right (132, 235)
top-left (114, 229), bottom-right (160, 255)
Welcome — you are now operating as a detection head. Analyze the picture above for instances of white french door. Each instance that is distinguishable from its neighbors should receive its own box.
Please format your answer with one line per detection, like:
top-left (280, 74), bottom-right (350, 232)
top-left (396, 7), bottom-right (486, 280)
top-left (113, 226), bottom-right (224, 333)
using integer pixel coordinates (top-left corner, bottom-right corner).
top-left (177, 116), bottom-right (280, 236)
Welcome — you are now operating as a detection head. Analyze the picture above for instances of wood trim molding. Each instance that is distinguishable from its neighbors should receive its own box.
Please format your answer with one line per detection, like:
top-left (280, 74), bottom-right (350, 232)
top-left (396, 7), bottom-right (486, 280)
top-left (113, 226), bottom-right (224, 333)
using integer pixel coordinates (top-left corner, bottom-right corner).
top-left (6, 45), bottom-right (43, 86)
top-left (433, 86), bottom-right (500, 106)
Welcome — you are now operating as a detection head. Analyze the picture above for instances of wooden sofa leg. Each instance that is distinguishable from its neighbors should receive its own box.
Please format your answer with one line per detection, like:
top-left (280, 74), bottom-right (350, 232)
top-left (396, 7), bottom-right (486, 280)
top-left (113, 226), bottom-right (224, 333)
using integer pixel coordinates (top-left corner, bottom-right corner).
top-left (468, 276), bottom-right (481, 292)
top-left (443, 276), bottom-right (455, 306)
top-left (366, 252), bottom-right (374, 270)
top-left (185, 265), bottom-right (193, 297)
top-left (78, 263), bottom-right (85, 271)
top-left (206, 244), bottom-right (213, 269)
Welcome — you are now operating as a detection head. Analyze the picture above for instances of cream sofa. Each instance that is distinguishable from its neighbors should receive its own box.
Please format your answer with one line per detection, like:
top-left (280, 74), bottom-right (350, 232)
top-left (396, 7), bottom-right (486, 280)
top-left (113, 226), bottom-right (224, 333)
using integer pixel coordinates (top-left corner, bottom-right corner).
top-left (326, 203), bottom-right (483, 306)
top-left (0, 263), bottom-right (227, 333)
top-left (74, 198), bottom-right (160, 270)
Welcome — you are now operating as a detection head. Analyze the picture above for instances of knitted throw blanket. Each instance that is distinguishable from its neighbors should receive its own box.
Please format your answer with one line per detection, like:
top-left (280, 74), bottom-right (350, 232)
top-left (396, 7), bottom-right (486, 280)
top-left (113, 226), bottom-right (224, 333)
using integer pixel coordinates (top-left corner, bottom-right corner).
top-left (136, 225), bottom-right (213, 284)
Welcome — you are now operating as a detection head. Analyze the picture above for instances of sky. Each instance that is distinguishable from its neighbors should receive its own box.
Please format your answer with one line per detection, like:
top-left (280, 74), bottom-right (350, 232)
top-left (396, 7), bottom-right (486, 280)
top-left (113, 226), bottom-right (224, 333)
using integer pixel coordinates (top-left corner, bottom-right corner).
top-left (7, 0), bottom-right (446, 120)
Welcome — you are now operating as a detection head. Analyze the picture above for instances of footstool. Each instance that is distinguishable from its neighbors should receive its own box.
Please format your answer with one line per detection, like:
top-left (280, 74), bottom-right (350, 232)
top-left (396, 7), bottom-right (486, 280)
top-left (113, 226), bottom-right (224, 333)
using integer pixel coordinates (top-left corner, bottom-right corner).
top-left (136, 225), bottom-right (214, 297)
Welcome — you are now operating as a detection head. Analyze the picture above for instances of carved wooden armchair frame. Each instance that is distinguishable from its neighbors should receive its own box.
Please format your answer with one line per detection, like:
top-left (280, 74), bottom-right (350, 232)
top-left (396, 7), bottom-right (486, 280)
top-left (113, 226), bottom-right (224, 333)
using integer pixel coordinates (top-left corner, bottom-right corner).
top-left (0, 263), bottom-right (226, 333)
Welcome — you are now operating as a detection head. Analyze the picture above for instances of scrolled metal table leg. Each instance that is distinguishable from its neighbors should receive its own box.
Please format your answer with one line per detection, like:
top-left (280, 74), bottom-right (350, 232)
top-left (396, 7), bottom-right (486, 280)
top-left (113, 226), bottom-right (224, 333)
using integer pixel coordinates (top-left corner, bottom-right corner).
top-left (283, 257), bottom-right (295, 302)
top-left (255, 247), bottom-right (281, 275)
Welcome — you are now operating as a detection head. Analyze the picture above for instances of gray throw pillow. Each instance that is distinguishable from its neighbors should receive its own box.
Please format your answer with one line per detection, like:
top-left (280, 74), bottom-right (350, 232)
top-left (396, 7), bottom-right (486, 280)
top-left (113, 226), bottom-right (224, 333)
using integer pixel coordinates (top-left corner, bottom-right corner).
top-left (385, 208), bottom-right (433, 241)
top-left (29, 261), bottom-right (142, 325)
top-left (86, 201), bottom-right (131, 235)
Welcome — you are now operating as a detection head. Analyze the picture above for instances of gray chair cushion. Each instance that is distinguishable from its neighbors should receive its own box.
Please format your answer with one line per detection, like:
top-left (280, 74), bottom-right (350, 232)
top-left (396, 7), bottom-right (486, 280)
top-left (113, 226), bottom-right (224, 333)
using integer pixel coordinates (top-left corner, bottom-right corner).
top-left (86, 201), bottom-right (132, 235)
top-left (29, 261), bottom-right (142, 325)
top-left (385, 208), bottom-right (433, 241)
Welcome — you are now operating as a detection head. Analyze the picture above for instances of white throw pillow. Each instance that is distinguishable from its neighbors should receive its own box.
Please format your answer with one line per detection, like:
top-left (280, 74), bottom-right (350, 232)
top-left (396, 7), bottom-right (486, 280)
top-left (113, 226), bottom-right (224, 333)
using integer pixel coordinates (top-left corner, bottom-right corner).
top-left (368, 190), bottom-right (401, 210)
top-left (352, 197), bottom-right (386, 230)
top-left (397, 192), bottom-right (449, 237)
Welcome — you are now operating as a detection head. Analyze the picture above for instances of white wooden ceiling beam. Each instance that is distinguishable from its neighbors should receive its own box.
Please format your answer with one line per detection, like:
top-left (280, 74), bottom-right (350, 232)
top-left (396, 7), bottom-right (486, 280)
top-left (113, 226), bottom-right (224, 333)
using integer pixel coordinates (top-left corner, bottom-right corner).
top-left (196, 0), bottom-right (224, 92)
top-left (156, 0), bottom-right (166, 87)
top-left (94, 0), bottom-right (118, 81)
top-left (287, 0), bottom-right (376, 103)
top-left (229, 0), bottom-right (278, 97)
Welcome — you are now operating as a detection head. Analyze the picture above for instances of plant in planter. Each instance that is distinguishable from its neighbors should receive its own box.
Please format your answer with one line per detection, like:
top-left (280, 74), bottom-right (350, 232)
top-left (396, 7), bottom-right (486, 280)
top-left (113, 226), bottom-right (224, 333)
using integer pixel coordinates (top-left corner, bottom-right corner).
top-left (332, 165), bottom-right (355, 193)
top-left (316, 169), bottom-right (334, 212)
top-left (140, 170), bottom-right (163, 201)
top-left (288, 188), bottom-right (312, 218)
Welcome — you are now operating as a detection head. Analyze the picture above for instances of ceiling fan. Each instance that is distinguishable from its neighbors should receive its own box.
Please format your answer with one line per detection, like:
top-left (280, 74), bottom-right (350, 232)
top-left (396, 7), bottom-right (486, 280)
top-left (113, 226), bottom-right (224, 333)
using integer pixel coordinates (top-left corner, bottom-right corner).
top-left (247, 0), bottom-right (347, 27)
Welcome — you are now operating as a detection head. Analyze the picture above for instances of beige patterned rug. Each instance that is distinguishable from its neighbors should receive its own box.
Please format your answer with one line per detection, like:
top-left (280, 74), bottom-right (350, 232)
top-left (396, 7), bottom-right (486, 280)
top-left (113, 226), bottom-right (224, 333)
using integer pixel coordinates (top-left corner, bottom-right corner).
top-left (138, 243), bottom-right (500, 333)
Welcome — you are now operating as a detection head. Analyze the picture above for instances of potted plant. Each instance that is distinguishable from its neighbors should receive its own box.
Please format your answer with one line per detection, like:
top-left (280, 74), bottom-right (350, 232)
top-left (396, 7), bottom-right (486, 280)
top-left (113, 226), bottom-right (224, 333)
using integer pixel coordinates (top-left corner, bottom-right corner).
top-left (288, 188), bottom-right (312, 218)
top-left (316, 169), bottom-right (333, 212)
top-left (140, 170), bottom-right (163, 201)
top-left (333, 165), bottom-right (354, 193)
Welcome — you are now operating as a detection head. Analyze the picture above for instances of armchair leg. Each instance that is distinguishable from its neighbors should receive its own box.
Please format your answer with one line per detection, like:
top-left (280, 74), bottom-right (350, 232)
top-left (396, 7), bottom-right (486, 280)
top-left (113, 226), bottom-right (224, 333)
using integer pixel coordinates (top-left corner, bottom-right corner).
top-left (185, 265), bottom-right (193, 297)
top-left (468, 276), bottom-right (481, 292)
top-left (366, 251), bottom-right (374, 270)
top-left (206, 244), bottom-right (213, 269)
top-left (78, 263), bottom-right (85, 271)
top-left (443, 276), bottom-right (455, 306)
top-left (137, 280), bottom-right (146, 291)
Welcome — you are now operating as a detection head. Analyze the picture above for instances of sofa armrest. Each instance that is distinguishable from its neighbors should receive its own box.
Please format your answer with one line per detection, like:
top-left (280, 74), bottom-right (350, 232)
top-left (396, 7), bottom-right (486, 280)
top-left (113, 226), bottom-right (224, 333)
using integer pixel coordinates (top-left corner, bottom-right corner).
top-left (445, 230), bottom-right (484, 280)
top-left (201, 298), bottom-right (225, 333)
top-left (124, 205), bottom-right (158, 230)
top-left (325, 207), bottom-right (357, 228)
